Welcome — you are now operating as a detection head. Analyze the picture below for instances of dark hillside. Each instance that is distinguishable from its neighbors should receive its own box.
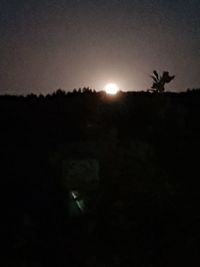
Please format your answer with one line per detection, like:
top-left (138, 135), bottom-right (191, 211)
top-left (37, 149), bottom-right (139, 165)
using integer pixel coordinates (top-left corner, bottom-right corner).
top-left (1, 90), bottom-right (200, 266)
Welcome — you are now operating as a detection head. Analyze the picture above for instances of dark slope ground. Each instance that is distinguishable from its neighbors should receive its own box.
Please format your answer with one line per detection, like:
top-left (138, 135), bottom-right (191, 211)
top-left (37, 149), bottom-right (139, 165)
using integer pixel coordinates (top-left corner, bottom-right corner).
top-left (1, 90), bottom-right (200, 266)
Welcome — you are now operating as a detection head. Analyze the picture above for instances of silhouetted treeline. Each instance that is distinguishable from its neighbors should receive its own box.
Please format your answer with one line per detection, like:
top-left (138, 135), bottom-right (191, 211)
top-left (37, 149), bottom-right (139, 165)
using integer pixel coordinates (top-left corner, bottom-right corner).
top-left (1, 89), bottom-right (200, 266)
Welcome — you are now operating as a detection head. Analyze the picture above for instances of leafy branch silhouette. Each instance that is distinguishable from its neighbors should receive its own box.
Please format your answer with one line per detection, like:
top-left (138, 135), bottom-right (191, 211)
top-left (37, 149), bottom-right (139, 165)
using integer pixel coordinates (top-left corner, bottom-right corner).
top-left (149, 70), bottom-right (175, 93)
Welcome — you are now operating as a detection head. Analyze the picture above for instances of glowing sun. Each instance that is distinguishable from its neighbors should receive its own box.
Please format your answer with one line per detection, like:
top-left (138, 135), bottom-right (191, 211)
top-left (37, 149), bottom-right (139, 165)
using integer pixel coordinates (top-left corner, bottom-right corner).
top-left (104, 83), bottom-right (119, 95)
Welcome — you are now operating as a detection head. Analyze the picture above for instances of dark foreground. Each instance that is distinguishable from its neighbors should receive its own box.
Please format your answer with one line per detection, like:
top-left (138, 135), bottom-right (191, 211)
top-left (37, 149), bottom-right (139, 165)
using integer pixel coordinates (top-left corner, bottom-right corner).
top-left (1, 90), bottom-right (200, 266)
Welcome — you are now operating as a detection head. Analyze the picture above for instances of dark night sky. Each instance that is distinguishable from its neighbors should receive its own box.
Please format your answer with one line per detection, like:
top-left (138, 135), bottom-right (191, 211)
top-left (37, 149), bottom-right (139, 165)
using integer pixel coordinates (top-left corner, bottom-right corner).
top-left (0, 0), bottom-right (200, 94)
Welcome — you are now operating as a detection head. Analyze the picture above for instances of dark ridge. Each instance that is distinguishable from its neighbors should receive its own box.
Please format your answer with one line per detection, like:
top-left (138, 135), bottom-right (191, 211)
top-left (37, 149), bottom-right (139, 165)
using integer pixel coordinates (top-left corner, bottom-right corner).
top-left (1, 89), bottom-right (200, 266)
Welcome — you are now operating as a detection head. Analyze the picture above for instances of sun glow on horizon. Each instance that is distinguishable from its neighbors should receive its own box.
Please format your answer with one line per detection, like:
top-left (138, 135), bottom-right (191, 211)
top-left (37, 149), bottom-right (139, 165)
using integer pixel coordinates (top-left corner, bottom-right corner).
top-left (104, 83), bottom-right (119, 95)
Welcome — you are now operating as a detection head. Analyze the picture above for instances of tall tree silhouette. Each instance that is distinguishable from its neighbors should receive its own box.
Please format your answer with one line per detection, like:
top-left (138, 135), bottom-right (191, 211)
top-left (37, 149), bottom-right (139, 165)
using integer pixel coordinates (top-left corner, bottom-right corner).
top-left (150, 70), bottom-right (175, 93)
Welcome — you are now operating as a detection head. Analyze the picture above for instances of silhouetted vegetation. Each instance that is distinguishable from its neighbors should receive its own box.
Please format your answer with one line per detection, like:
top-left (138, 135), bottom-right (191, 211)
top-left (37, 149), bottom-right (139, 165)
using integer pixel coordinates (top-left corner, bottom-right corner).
top-left (149, 70), bottom-right (175, 93)
top-left (1, 88), bottom-right (200, 266)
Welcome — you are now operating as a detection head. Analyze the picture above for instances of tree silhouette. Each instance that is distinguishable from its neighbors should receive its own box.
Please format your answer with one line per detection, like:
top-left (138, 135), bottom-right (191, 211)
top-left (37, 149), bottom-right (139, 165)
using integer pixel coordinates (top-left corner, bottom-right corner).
top-left (150, 70), bottom-right (175, 93)
top-left (53, 89), bottom-right (67, 97)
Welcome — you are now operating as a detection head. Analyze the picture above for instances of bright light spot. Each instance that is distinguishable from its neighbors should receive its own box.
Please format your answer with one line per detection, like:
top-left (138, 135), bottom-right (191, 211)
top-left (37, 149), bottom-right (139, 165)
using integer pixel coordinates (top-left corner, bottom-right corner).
top-left (104, 83), bottom-right (119, 95)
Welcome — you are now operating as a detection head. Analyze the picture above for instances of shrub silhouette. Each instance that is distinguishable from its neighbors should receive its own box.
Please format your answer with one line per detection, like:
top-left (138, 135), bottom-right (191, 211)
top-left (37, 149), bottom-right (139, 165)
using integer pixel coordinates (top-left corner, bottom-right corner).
top-left (150, 70), bottom-right (175, 93)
